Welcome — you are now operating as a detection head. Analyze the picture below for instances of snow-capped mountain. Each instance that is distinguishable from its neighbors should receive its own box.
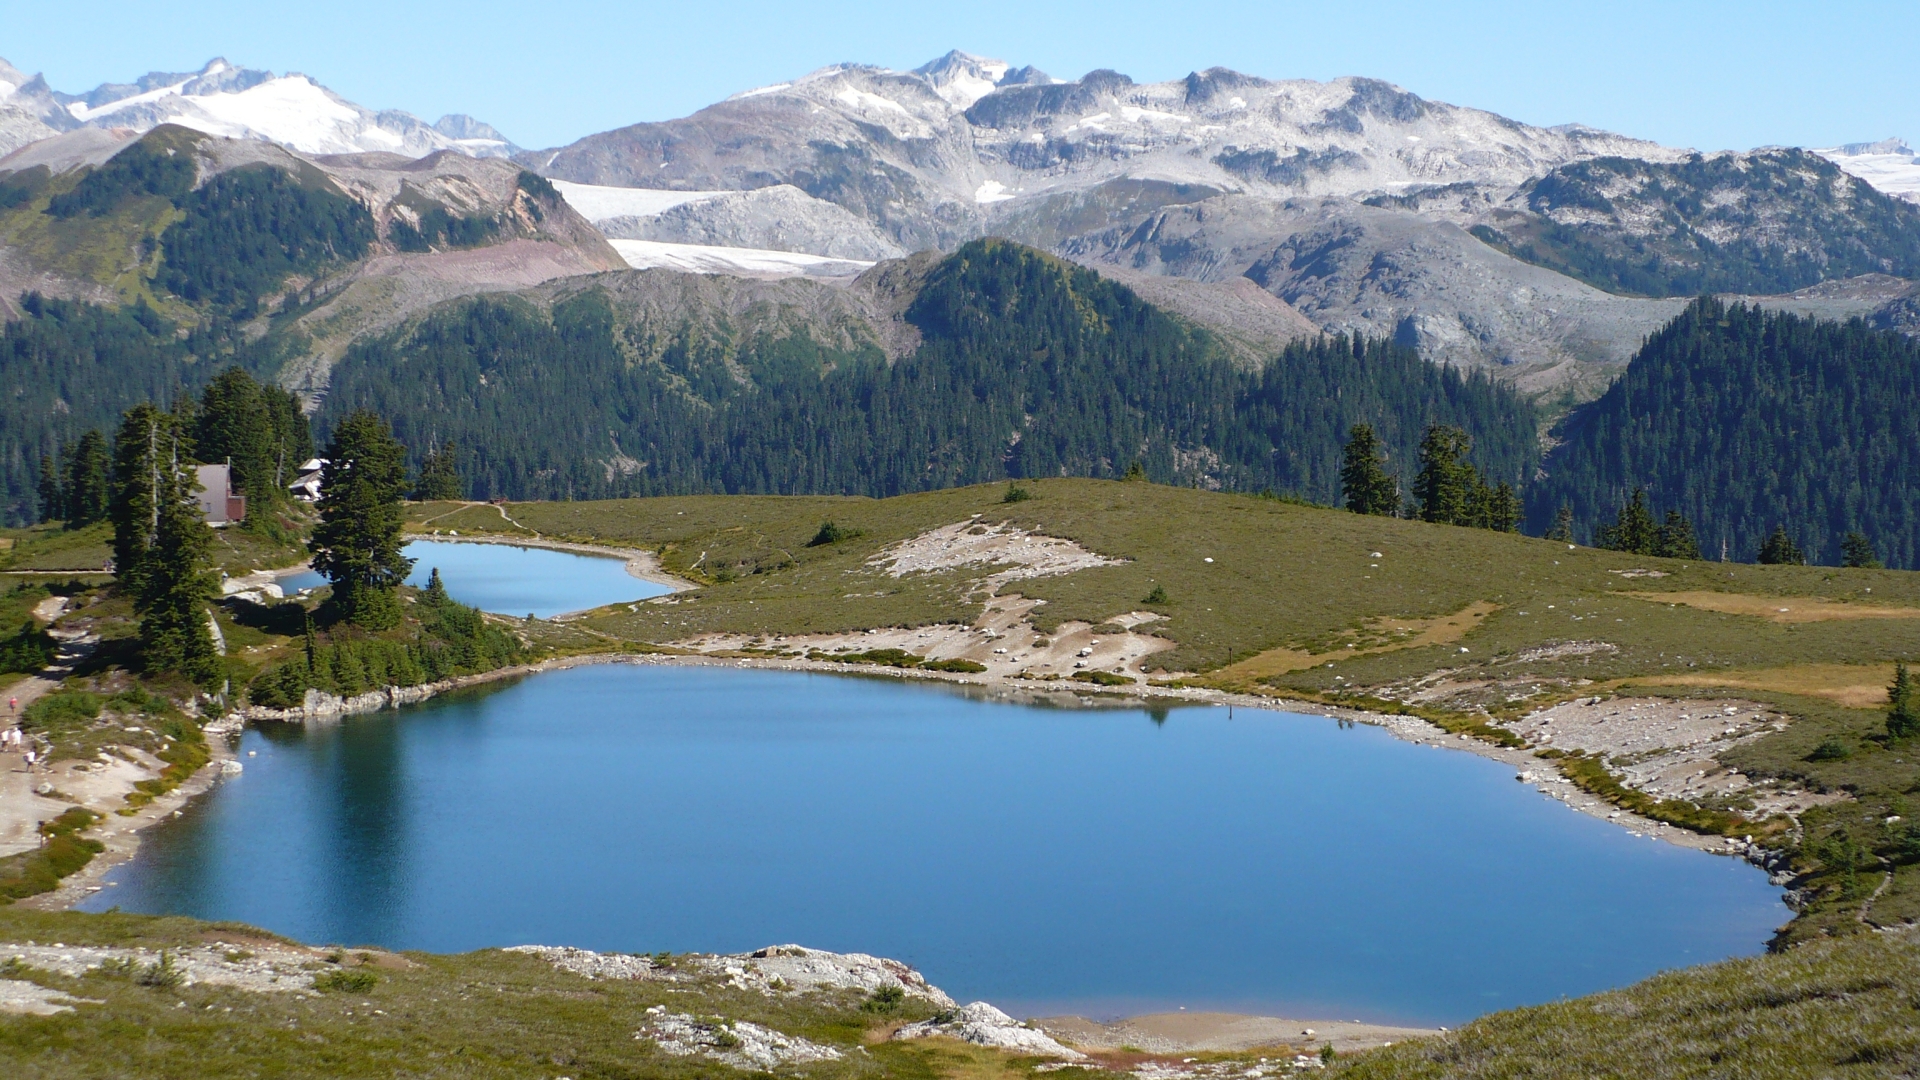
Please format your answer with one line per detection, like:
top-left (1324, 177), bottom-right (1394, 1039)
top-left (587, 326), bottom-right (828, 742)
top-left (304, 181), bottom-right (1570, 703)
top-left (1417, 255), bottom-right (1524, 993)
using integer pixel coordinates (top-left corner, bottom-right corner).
top-left (0, 56), bottom-right (517, 159)
top-left (518, 51), bottom-right (1920, 388)
top-left (1818, 138), bottom-right (1920, 205)
top-left (529, 51), bottom-right (1690, 249)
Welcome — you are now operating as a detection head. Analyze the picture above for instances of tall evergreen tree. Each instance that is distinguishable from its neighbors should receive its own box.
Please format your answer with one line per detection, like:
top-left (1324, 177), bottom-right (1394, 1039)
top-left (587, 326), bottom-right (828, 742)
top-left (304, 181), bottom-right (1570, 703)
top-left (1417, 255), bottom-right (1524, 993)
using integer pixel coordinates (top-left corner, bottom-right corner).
top-left (1414, 425), bottom-right (1477, 526)
top-left (1757, 525), bottom-right (1806, 565)
top-left (107, 403), bottom-right (217, 681)
top-left (1546, 504), bottom-right (1576, 543)
top-left (1842, 532), bottom-right (1883, 569)
top-left (1889, 663), bottom-right (1920, 741)
top-left (195, 367), bottom-right (276, 504)
top-left (109, 405), bottom-right (173, 593)
top-left (1339, 424), bottom-right (1399, 516)
top-left (262, 385), bottom-right (315, 491)
top-left (310, 410), bottom-right (413, 629)
top-left (1655, 509), bottom-right (1703, 560)
top-left (413, 441), bottom-right (463, 502)
top-left (61, 429), bottom-right (111, 527)
top-left (1483, 482), bottom-right (1522, 533)
top-left (36, 455), bottom-right (62, 524)
top-left (1596, 488), bottom-right (1660, 555)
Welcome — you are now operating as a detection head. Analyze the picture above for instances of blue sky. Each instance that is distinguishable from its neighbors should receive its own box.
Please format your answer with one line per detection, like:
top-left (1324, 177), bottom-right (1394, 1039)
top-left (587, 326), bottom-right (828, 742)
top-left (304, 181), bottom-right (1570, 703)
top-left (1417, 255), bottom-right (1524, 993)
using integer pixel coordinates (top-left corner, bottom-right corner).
top-left (6, 0), bottom-right (1911, 152)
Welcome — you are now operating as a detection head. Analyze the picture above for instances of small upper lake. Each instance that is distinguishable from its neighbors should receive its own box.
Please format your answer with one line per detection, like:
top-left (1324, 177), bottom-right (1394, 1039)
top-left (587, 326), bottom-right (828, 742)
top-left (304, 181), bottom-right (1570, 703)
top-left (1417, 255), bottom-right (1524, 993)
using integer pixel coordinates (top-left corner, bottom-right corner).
top-left (83, 666), bottom-right (1784, 1025)
top-left (277, 539), bottom-right (673, 617)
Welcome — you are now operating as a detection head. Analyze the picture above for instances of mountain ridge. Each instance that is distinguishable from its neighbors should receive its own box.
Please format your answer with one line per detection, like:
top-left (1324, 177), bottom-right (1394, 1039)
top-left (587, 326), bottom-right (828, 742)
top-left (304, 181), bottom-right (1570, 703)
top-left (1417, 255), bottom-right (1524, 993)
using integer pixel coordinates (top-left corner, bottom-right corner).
top-left (0, 56), bottom-right (519, 160)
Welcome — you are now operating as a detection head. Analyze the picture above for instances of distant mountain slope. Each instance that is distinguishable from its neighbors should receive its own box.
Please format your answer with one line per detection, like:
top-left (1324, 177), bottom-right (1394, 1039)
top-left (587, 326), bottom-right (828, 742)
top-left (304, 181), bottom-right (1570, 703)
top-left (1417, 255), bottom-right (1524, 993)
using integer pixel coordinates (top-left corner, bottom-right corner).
top-left (1456, 149), bottom-right (1920, 296)
top-left (1529, 298), bottom-right (1920, 567)
top-left (320, 240), bottom-right (1536, 503)
top-left (514, 53), bottom-right (1920, 395)
top-left (0, 125), bottom-right (620, 320)
top-left (525, 53), bottom-right (1681, 252)
top-left (0, 55), bottom-right (516, 159)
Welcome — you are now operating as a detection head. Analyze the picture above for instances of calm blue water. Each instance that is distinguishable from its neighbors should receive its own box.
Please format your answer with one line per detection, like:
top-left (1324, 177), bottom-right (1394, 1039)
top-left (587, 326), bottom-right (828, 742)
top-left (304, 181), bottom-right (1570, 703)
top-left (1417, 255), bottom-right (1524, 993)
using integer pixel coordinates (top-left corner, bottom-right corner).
top-left (276, 540), bottom-right (671, 617)
top-left (83, 666), bottom-right (1784, 1025)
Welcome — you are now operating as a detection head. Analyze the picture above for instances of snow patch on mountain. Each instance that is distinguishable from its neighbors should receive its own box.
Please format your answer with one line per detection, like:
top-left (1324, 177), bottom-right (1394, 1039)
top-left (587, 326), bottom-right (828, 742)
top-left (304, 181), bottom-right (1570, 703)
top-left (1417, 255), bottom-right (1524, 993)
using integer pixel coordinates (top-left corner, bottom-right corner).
top-left (0, 56), bottom-right (515, 160)
top-left (1817, 138), bottom-right (1920, 204)
top-left (552, 180), bottom-right (733, 222)
top-left (609, 239), bottom-right (874, 279)
top-left (595, 185), bottom-right (905, 261)
top-left (914, 50), bottom-right (1014, 108)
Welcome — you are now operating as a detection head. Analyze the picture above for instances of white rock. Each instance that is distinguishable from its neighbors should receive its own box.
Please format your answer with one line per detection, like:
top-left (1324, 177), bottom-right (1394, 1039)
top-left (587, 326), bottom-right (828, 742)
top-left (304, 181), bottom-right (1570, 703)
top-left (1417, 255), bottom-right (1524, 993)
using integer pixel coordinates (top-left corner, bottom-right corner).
top-left (641, 1010), bottom-right (843, 1069)
top-left (894, 1002), bottom-right (1085, 1059)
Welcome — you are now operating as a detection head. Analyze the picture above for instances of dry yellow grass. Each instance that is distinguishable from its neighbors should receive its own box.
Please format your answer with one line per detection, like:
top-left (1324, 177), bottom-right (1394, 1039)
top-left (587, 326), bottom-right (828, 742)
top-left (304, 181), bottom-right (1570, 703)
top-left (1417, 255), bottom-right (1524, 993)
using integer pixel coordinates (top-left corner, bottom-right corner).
top-left (1208, 600), bottom-right (1499, 682)
top-left (1623, 662), bottom-right (1897, 708)
top-left (1624, 590), bottom-right (1920, 624)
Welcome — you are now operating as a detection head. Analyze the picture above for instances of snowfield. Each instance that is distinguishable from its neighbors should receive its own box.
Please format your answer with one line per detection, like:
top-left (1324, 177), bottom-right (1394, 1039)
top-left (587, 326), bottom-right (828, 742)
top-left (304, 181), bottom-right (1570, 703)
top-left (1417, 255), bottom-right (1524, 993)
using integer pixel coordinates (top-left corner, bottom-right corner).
top-left (1818, 139), bottom-right (1920, 204)
top-left (608, 239), bottom-right (874, 278)
top-left (551, 181), bottom-right (734, 223)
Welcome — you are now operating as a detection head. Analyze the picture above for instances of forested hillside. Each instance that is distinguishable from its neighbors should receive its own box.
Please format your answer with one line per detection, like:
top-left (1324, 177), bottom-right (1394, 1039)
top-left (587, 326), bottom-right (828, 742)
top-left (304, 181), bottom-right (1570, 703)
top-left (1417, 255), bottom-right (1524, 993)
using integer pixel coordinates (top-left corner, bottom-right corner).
top-left (1529, 298), bottom-right (1920, 567)
top-left (0, 296), bottom-right (250, 523)
top-left (322, 240), bottom-right (1536, 502)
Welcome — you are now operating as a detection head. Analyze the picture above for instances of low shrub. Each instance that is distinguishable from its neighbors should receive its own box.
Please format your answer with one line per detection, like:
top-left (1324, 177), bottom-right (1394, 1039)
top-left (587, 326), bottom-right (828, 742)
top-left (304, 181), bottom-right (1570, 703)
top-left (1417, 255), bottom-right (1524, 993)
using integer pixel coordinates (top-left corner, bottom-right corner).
top-left (0, 619), bottom-right (55, 673)
top-left (922, 658), bottom-right (987, 673)
top-left (806, 520), bottom-right (862, 547)
top-left (313, 969), bottom-right (379, 993)
top-left (860, 985), bottom-right (905, 1013)
top-left (1807, 738), bottom-right (1852, 762)
top-left (811, 648), bottom-right (923, 668)
top-left (1074, 670), bottom-right (1131, 686)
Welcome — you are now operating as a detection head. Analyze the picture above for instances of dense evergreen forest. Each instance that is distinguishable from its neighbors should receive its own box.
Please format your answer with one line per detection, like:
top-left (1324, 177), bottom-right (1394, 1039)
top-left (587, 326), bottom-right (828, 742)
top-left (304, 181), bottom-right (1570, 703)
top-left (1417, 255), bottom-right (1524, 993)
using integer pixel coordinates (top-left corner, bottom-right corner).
top-left (160, 165), bottom-right (376, 316)
top-left (1528, 298), bottom-right (1920, 568)
top-left (0, 297), bottom-right (208, 524)
top-left (323, 241), bottom-right (1537, 503)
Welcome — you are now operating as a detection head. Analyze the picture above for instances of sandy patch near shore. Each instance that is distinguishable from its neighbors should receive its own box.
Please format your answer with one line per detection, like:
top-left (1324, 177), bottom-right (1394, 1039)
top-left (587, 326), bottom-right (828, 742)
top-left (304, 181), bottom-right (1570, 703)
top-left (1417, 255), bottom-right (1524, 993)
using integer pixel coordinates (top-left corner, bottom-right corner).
top-left (1036, 1011), bottom-right (1436, 1054)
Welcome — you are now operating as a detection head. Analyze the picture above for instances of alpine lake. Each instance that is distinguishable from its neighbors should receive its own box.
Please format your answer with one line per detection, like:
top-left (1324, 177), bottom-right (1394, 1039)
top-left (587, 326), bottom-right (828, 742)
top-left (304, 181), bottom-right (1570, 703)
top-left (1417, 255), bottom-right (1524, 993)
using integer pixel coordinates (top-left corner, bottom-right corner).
top-left (83, 541), bottom-right (1785, 1025)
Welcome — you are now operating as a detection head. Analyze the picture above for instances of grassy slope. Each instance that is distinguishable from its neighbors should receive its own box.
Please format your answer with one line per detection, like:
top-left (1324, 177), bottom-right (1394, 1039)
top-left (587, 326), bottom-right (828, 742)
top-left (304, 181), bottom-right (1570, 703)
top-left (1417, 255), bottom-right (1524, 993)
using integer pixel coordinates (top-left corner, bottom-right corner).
top-left (0, 908), bottom-right (1032, 1080)
top-left (8, 482), bottom-right (1917, 1075)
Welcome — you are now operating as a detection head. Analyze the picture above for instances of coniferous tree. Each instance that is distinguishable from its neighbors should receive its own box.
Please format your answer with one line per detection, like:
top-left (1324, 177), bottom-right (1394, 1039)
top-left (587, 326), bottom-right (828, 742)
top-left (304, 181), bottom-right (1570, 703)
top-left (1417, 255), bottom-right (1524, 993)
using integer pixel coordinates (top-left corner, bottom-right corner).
top-left (1757, 524), bottom-right (1806, 565)
top-left (1842, 532), bottom-right (1883, 569)
top-left (62, 429), bottom-right (112, 527)
top-left (1340, 424), bottom-right (1399, 516)
top-left (1595, 488), bottom-right (1660, 555)
top-left (36, 455), bottom-right (62, 524)
top-left (107, 403), bottom-right (217, 681)
top-left (195, 367), bottom-right (276, 504)
top-left (310, 410), bottom-right (412, 629)
top-left (1546, 504), bottom-right (1576, 543)
top-left (109, 405), bottom-right (173, 592)
top-left (1889, 663), bottom-right (1920, 741)
top-left (262, 385), bottom-right (315, 491)
top-left (1655, 509), bottom-right (1703, 559)
top-left (413, 442), bottom-right (463, 502)
top-left (1415, 425), bottom-right (1477, 526)
top-left (1484, 482), bottom-right (1522, 533)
